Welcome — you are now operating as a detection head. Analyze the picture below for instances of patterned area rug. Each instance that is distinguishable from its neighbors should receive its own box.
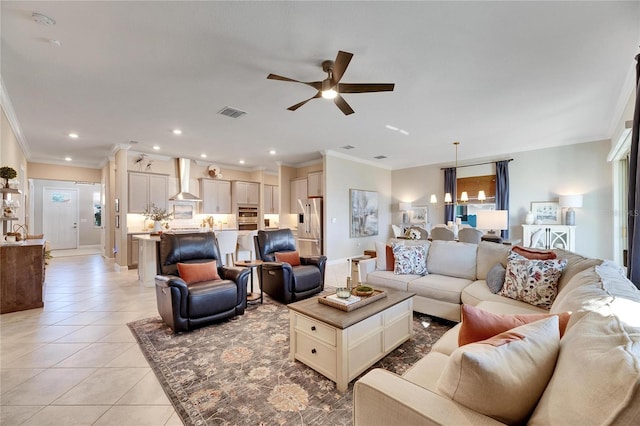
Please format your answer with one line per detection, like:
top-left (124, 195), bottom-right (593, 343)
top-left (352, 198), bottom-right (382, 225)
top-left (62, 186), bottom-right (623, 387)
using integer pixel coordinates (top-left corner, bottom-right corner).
top-left (128, 296), bottom-right (454, 425)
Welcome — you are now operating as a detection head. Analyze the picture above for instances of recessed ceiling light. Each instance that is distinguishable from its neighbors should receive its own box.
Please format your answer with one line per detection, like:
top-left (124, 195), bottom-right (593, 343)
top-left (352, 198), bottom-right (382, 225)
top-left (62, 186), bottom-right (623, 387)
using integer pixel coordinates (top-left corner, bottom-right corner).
top-left (200, 154), bottom-right (207, 158)
top-left (172, 129), bottom-right (182, 135)
top-left (269, 150), bottom-right (276, 155)
top-left (64, 157), bottom-right (72, 162)
top-left (153, 145), bottom-right (160, 150)
top-left (239, 160), bottom-right (245, 164)
top-left (68, 133), bottom-right (78, 139)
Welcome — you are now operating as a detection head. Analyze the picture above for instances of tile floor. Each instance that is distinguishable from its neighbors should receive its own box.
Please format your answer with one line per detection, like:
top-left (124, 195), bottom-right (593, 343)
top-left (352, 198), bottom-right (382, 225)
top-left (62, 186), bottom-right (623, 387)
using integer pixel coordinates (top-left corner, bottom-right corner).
top-left (1, 253), bottom-right (348, 425)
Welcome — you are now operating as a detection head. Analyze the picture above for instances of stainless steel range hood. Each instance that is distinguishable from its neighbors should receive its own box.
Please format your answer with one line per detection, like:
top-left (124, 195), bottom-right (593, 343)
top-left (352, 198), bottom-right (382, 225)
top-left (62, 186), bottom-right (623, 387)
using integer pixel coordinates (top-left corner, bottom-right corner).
top-left (169, 158), bottom-right (202, 201)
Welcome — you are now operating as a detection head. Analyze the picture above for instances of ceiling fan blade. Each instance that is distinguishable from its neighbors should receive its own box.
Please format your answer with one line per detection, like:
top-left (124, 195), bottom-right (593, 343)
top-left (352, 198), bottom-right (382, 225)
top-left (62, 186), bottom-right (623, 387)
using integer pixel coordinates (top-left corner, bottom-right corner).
top-left (331, 51), bottom-right (353, 85)
top-left (338, 83), bottom-right (395, 93)
top-left (287, 92), bottom-right (322, 111)
top-left (267, 74), bottom-right (322, 90)
top-left (334, 95), bottom-right (355, 115)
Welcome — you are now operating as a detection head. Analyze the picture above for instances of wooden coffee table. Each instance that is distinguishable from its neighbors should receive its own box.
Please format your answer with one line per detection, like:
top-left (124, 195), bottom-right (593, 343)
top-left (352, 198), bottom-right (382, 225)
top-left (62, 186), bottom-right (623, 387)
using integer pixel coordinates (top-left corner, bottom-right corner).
top-left (288, 288), bottom-right (414, 392)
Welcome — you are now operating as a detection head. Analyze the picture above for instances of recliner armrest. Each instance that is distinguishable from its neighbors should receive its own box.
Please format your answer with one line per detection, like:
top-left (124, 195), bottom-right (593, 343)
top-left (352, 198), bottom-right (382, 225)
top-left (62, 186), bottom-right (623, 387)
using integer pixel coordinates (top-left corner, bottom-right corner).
top-left (155, 274), bottom-right (189, 317)
top-left (219, 266), bottom-right (249, 283)
top-left (301, 255), bottom-right (327, 268)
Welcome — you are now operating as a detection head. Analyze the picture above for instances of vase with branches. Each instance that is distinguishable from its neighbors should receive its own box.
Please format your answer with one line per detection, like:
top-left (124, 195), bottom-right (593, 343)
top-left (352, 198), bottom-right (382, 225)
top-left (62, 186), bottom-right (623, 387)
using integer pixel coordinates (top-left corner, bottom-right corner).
top-left (143, 204), bottom-right (172, 232)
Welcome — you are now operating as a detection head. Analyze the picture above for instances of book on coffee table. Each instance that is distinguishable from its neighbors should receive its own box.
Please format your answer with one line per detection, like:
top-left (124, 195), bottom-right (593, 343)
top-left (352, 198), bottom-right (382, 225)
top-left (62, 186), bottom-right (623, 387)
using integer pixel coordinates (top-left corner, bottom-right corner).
top-left (325, 294), bottom-right (361, 305)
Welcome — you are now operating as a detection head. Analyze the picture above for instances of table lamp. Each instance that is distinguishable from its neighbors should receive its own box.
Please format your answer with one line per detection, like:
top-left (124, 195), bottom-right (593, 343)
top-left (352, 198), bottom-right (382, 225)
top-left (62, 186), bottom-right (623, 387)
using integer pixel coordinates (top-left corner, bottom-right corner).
top-left (476, 210), bottom-right (508, 243)
top-left (559, 195), bottom-right (583, 226)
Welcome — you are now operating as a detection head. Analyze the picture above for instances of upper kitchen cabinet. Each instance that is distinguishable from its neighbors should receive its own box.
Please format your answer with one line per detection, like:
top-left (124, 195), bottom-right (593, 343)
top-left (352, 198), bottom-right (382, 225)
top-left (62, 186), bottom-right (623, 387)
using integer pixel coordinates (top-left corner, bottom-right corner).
top-left (290, 177), bottom-right (308, 213)
top-left (200, 179), bottom-right (231, 214)
top-left (232, 181), bottom-right (259, 205)
top-left (307, 171), bottom-right (323, 197)
top-left (128, 172), bottom-right (169, 213)
top-left (264, 185), bottom-right (280, 214)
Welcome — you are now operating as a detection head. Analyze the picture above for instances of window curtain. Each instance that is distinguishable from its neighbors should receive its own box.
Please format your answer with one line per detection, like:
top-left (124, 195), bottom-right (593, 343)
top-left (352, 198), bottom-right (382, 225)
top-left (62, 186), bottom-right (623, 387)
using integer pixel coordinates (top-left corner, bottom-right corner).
top-left (495, 160), bottom-right (510, 239)
top-left (444, 167), bottom-right (456, 223)
top-left (628, 54), bottom-right (640, 289)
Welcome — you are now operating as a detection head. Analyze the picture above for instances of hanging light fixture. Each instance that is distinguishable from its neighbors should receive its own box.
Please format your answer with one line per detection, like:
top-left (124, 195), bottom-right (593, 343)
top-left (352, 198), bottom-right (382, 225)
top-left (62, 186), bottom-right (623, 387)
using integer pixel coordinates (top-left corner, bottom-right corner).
top-left (444, 141), bottom-right (460, 205)
top-left (460, 191), bottom-right (469, 203)
top-left (478, 190), bottom-right (486, 203)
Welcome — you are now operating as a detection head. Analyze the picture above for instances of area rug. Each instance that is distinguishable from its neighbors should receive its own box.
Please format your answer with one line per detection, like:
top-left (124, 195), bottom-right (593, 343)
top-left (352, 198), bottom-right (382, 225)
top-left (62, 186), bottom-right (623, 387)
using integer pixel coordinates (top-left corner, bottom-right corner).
top-left (128, 297), bottom-right (454, 425)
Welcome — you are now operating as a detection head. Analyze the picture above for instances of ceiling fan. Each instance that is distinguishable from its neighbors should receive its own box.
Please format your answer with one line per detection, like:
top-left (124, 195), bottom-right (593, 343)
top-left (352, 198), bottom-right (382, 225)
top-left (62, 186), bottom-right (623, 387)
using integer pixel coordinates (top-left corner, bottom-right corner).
top-left (267, 51), bottom-right (395, 115)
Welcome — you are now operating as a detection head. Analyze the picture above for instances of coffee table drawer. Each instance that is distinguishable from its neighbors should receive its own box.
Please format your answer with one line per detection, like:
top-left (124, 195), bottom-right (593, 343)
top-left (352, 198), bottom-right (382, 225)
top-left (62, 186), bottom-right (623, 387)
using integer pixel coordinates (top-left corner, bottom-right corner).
top-left (294, 314), bottom-right (336, 346)
top-left (294, 332), bottom-right (337, 379)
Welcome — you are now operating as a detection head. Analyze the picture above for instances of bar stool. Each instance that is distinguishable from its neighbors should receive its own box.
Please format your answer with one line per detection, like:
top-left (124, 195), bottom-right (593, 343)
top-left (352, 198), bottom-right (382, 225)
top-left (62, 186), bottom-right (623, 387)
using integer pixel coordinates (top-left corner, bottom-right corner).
top-left (215, 230), bottom-right (239, 267)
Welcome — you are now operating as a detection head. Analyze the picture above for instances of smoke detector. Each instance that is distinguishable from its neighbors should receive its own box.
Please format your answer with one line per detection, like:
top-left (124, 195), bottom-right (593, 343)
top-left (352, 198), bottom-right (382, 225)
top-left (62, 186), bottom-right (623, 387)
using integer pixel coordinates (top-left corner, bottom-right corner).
top-left (32, 12), bottom-right (56, 26)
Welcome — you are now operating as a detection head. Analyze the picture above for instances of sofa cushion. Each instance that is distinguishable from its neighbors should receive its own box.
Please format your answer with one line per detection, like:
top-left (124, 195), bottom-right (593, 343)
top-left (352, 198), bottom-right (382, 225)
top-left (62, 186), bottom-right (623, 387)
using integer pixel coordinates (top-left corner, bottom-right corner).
top-left (431, 325), bottom-right (461, 356)
top-left (554, 248), bottom-right (604, 293)
top-left (437, 317), bottom-right (561, 425)
top-left (177, 261), bottom-right (221, 284)
top-left (392, 243), bottom-right (428, 275)
top-left (485, 263), bottom-right (506, 293)
top-left (409, 274), bottom-right (473, 304)
top-left (365, 270), bottom-right (416, 292)
top-left (499, 252), bottom-right (567, 309)
top-left (427, 241), bottom-right (477, 280)
top-left (529, 311), bottom-right (640, 425)
top-left (476, 241), bottom-right (510, 280)
top-left (462, 281), bottom-right (549, 313)
top-left (402, 351), bottom-right (450, 392)
top-left (458, 304), bottom-right (570, 346)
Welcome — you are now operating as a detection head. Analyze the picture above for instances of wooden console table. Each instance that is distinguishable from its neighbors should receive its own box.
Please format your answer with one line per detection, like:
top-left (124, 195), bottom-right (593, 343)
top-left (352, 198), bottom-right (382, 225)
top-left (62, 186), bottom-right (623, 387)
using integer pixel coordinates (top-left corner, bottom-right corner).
top-left (0, 239), bottom-right (46, 313)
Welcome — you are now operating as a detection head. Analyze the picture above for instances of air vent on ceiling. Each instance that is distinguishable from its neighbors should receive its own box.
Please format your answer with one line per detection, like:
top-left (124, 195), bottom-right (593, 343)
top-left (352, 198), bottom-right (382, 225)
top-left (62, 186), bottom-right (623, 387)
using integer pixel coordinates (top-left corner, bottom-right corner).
top-left (374, 155), bottom-right (387, 160)
top-left (341, 145), bottom-right (356, 150)
top-left (218, 106), bottom-right (247, 118)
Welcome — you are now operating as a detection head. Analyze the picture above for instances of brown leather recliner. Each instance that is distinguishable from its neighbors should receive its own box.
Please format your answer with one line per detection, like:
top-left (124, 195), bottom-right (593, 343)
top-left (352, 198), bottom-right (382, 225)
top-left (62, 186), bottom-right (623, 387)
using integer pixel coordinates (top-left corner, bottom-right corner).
top-left (254, 229), bottom-right (326, 304)
top-left (155, 232), bottom-right (250, 332)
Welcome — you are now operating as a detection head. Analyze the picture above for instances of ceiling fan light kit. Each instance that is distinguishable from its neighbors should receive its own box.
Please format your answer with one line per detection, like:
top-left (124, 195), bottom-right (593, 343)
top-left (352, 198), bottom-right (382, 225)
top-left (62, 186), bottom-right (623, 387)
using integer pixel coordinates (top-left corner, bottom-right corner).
top-left (267, 50), bottom-right (394, 115)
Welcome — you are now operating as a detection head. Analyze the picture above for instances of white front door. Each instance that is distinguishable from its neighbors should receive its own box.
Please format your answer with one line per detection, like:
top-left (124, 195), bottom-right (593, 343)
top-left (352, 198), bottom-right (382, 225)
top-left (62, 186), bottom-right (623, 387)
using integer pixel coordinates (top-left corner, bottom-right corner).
top-left (43, 187), bottom-right (79, 250)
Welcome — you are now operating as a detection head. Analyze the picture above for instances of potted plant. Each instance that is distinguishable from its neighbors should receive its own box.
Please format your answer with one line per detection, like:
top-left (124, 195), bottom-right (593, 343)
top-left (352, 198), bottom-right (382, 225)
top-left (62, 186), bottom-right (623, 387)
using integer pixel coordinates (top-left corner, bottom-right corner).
top-left (0, 166), bottom-right (17, 189)
top-left (142, 204), bottom-right (172, 232)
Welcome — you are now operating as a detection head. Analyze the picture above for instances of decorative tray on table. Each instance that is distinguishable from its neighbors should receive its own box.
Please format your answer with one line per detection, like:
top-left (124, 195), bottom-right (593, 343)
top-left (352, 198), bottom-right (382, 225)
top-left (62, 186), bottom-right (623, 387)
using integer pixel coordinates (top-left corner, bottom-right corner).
top-left (318, 289), bottom-right (387, 312)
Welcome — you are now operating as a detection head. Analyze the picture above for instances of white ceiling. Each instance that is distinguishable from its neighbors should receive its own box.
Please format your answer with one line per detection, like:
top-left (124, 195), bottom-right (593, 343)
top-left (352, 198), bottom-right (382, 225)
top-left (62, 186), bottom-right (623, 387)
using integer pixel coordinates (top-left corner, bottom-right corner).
top-left (1, 1), bottom-right (639, 173)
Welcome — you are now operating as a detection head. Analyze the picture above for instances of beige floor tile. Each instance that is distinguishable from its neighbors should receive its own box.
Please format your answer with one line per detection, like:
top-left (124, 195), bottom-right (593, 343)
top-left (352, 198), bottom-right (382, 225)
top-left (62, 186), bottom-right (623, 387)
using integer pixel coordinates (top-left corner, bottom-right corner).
top-left (1, 343), bottom-right (88, 369)
top-left (54, 367), bottom-right (149, 405)
top-left (55, 342), bottom-right (135, 368)
top-left (54, 325), bottom-right (121, 343)
top-left (0, 342), bottom-right (46, 364)
top-left (24, 325), bottom-right (85, 343)
top-left (53, 311), bottom-right (111, 326)
top-left (163, 411), bottom-right (183, 426)
top-left (22, 405), bottom-right (110, 426)
top-left (105, 344), bottom-right (149, 368)
top-left (1, 368), bottom-right (95, 405)
top-left (98, 325), bottom-right (137, 343)
top-left (93, 405), bottom-right (175, 426)
top-left (0, 368), bottom-right (45, 395)
top-left (116, 371), bottom-right (171, 405)
top-left (0, 405), bottom-right (43, 425)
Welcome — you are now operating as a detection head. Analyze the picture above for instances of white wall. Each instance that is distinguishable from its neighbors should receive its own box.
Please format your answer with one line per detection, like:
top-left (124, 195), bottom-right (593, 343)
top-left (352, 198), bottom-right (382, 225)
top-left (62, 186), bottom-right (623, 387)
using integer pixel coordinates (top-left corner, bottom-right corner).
top-left (325, 153), bottom-right (391, 261)
top-left (391, 140), bottom-right (613, 260)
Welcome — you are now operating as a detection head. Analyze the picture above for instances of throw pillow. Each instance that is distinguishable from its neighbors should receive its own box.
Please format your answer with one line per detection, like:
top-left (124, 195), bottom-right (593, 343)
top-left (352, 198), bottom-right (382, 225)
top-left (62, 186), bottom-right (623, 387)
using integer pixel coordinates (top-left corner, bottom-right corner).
top-left (458, 304), bottom-right (571, 346)
top-left (274, 251), bottom-right (301, 266)
top-left (512, 245), bottom-right (557, 260)
top-left (499, 252), bottom-right (567, 309)
top-left (486, 263), bottom-right (506, 293)
top-left (392, 243), bottom-right (427, 275)
top-left (437, 316), bottom-right (561, 425)
top-left (177, 261), bottom-right (221, 284)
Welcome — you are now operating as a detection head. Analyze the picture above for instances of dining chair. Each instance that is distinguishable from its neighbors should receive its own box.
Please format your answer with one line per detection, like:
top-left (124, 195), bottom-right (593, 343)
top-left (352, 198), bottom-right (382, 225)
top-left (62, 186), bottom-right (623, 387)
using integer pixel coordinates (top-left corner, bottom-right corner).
top-left (430, 227), bottom-right (455, 241)
top-left (458, 227), bottom-right (483, 244)
top-left (236, 230), bottom-right (258, 261)
top-left (391, 224), bottom-right (403, 238)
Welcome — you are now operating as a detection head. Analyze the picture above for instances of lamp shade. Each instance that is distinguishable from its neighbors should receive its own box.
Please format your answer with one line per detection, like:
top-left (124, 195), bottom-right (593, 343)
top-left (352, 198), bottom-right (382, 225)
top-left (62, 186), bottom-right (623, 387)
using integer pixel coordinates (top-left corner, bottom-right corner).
top-left (444, 193), bottom-right (452, 203)
top-left (430, 194), bottom-right (438, 204)
top-left (399, 202), bottom-right (411, 211)
top-left (559, 195), bottom-right (583, 208)
top-left (460, 191), bottom-right (469, 202)
top-left (477, 190), bottom-right (486, 201)
top-left (476, 210), bottom-right (508, 231)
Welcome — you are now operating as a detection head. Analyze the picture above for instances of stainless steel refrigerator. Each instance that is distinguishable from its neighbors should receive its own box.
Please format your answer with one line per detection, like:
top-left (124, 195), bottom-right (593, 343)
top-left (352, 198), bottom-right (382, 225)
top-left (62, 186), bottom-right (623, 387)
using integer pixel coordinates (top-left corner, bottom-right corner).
top-left (297, 198), bottom-right (323, 256)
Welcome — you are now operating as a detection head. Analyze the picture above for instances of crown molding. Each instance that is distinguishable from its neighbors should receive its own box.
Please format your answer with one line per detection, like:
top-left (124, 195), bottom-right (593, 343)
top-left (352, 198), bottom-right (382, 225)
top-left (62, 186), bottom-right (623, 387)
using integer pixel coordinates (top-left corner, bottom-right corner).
top-left (0, 74), bottom-right (31, 160)
top-left (323, 149), bottom-right (392, 170)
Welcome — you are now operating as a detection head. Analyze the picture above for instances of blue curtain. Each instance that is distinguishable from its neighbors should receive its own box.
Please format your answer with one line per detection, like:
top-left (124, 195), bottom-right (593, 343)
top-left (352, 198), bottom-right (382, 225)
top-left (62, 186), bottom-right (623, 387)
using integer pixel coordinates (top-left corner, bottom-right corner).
top-left (444, 167), bottom-right (456, 223)
top-left (495, 160), bottom-right (510, 239)
top-left (628, 54), bottom-right (640, 289)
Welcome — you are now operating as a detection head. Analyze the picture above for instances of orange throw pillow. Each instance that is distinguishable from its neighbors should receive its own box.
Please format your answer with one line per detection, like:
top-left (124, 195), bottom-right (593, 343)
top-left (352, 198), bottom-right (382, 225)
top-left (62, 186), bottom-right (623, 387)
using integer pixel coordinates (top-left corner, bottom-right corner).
top-left (385, 244), bottom-right (394, 271)
top-left (458, 304), bottom-right (571, 347)
top-left (512, 245), bottom-right (557, 260)
top-left (177, 261), bottom-right (221, 284)
top-left (274, 251), bottom-right (301, 266)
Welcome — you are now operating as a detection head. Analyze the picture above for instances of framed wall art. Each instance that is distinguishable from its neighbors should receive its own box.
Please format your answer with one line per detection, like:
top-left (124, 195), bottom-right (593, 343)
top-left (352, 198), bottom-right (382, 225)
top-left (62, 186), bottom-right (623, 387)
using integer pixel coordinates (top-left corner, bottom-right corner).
top-left (530, 201), bottom-right (561, 224)
top-left (350, 189), bottom-right (378, 238)
top-left (173, 203), bottom-right (194, 220)
top-left (410, 206), bottom-right (428, 224)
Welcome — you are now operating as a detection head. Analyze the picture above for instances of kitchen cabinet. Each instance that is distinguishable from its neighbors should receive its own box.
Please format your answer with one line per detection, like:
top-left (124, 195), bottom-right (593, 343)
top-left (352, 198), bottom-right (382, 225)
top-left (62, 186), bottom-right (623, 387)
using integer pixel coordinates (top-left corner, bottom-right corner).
top-left (127, 233), bottom-right (146, 268)
top-left (290, 178), bottom-right (308, 213)
top-left (200, 179), bottom-right (231, 214)
top-left (307, 171), bottom-right (323, 197)
top-left (128, 172), bottom-right (169, 213)
top-left (264, 185), bottom-right (280, 214)
top-left (232, 181), bottom-right (259, 205)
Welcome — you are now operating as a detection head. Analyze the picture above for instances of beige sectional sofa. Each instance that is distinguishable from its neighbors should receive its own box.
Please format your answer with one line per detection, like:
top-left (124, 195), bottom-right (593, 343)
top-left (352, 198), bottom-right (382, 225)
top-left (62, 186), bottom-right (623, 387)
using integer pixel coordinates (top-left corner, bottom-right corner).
top-left (354, 240), bottom-right (640, 425)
